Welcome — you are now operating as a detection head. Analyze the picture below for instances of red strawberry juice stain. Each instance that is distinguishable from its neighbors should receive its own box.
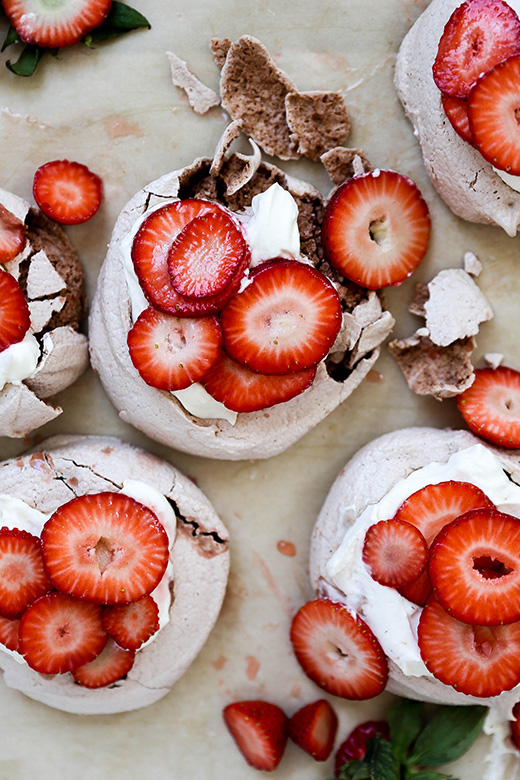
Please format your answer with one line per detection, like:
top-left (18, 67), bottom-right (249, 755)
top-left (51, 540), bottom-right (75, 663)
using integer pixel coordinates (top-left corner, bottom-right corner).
top-left (212, 655), bottom-right (227, 671)
top-left (366, 370), bottom-right (384, 383)
top-left (29, 453), bottom-right (50, 473)
top-left (246, 655), bottom-right (260, 680)
top-left (277, 540), bottom-right (297, 557)
top-left (104, 116), bottom-right (144, 139)
top-left (68, 477), bottom-right (79, 489)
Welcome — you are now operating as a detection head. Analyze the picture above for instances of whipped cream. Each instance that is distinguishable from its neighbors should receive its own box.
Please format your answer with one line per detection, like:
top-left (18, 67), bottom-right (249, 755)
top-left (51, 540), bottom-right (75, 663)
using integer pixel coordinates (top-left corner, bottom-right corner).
top-left (0, 331), bottom-right (41, 392)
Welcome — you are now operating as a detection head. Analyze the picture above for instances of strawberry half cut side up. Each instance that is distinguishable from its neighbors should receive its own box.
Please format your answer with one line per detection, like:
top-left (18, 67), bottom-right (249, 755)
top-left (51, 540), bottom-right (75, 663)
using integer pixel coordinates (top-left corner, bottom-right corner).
top-left (221, 260), bottom-right (342, 375)
top-left (73, 637), bottom-right (135, 688)
top-left (290, 599), bottom-right (388, 700)
top-left (33, 159), bottom-right (103, 225)
top-left (2, 0), bottom-right (112, 48)
top-left (127, 307), bottom-right (223, 391)
top-left (432, 0), bottom-right (520, 99)
top-left (18, 592), bottom-right (107, 675)
top-left (223, 700), bottom-right (288, 772)
top-left (457, 366), bottom-right (520, 448)
top-left (334, 720), bottom-right (390, 778)
top-left (0, 528), bottom-right (51, 618)
top-left (0, 269), bottom-right (31, 353)
top-left (429, 508), bottom-right (520, 626)
top-left (468, 55), bottom-right (520, 175)
top-left (362, 519), bottom-right (428, 588)
top-left (102, 594), bottom-right (159, 650)
top-left (321, 170), bottom-right (430, 290)
top-left (441, 94), bottom-right (474, 145)
top-left (41, 492), bottom-right (170, 605)
top-left (0, 204), bottom-right (26, 262)
top-left (288, 699), bottom-right (338, 762)
top-left (417, 595), bottom-right (520, 697)
top-left (201, 352), bottom-right (316, 413)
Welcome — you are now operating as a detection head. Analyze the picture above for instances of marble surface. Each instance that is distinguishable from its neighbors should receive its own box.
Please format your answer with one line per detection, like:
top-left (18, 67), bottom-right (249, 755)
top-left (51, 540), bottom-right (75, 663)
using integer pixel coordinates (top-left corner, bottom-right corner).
top-left (0, 0), bottom-right (519, 777)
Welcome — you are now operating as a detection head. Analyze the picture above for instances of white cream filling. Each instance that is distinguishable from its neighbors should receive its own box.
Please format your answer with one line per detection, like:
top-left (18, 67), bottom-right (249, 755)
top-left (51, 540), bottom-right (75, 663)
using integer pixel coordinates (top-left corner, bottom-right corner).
top-left (0, 332), bottom-right (41, 392)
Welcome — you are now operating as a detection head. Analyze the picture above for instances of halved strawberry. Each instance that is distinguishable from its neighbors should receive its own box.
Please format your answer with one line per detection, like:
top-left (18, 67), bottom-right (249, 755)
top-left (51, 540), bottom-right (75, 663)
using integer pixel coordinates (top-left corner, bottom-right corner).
top-left (417, 595), bottom-right (520, 697)
top-left (394, 481), bottom-right (495, 606)
top-left (201, 351), bottom-right (316, 413)
top-left (41, 492), bottom-right (170, 605)
top-left (290, 599), bottom-right (388, 700)
top-left (0, 528), bottom-right (51, 618)
top-left (288, 699), bottom-right (338, 762)
top-left (2, 0), bottom-right (112, 48)
top-left (432, 0), bottom-right (520, 99)
top-left (0, 614), bottom-right (20, 652)
top-left (18, 592), bottom-right (107, 674)
top-left (102, 594), bottom-right (159, 650)
top-left (73, 637), bottom-right (135, 688)
top-left (468, 55), bottom-right (520, 175)
top-left (322, 170), bottom-right (430, 290)
top-left (429, 508), bottom-right (520, 626)
top-left (457, 366), bottom-right (520, 448)
top-left (223, 700), bottom-right (288, 772)
top-left (441, 94), bottom-right (474, 145)
top-left (0, 269), bottom-right (31, 353)
top-left (511, 702), bottom-right (520, 751)
top-left (0, 204), bottom-right (26, 262)
top-left (334, 720), bottom-right (390, 777)
top-left (362, 519), bottom-right (428, 588)
top-left (168, 210), bottom-right (249, 299)
top-left (127, 307), bottom-right (222, 391)
top-left (221, 260), bottom-right (342, 375)
top-left (33, 160), bottom-right (102, 225)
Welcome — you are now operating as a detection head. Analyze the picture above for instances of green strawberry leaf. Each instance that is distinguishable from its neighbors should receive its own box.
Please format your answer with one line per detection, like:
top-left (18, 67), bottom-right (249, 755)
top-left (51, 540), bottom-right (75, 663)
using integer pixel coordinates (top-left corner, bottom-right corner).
top-left (407, 705), bottom-right (487, 767)
top-left (335, 736), bottom-right (400, 780)
top-left (1, 25), bottom-right (21, 51)
top-left (85, 2), bottom-right (151, 44)
top-left (336, 760), bottom-right (372, 780)
top-left (408, 772), bottom-right (453, 780)
top-left (387, 698), bottom-right (424, 764)
top-left (6, 44), bottom-right (43, 76)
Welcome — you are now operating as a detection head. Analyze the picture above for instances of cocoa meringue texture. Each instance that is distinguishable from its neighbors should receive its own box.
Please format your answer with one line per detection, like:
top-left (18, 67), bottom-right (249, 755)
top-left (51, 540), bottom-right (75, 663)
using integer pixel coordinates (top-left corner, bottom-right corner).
top-left (0, 435), bottom-right (229, 715)
top-left (395, 0), bottom-right (520, 235)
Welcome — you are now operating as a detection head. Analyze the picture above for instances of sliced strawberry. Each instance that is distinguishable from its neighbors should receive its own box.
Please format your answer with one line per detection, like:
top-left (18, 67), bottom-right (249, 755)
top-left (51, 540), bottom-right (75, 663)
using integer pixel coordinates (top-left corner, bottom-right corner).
top-left (33, 160), bottom-right (102, 225)
top-left (201, 351), bottom-right (316, 413)
top-left (417, 595), bottom-right (520, 697)
top-left (127, 307), bottom-right (222, 391)
top-left (0, 528), bottom-right (51, 618)
top-left (394, 481), bottom-right (495, 606)
top-left (0, 204), bottom-right (26, 262)
top-left (41, 492), bottom-right (170, 605)
top-left (457, 366), bottom-right (520, 448)
top-left (322, 170), bottom-right (430, 290)
top-left (288, 699), bottom-right (338, 762)
top-left (441, 94), bottom-right (474, 145)
top-left (468, 55), bottom-right (520, 175)
top-left (0, 269), bottom-right (31, 353)
top-left (2, 0), bottom-right (112, 48)
top-left (511, 702), bottom-right (520, 751)
top-left (18, 592), bottom-right (107, 674)
top-left (168, 210), bottom-right (249, 299)
top-left (290, 599), bottom-right (388, 700)
top-left (432, 0), bottom-right (520, 99)
top-left (362, 519), bottom-right (428, 588)
top-left (223, 700), bottom-right (288, 771)
top-left (73, 637), bottom-right (135, 688)
top-left (334, 720), bottom-right (390, 777)
top-left (221, 260), bottom-right (342, 375)
top-left (102, 594), bottom-right (159, 650)
top-left (429, 508), bottom-right (520, 626)
top-left (0, 614), bottom-right (20, 652)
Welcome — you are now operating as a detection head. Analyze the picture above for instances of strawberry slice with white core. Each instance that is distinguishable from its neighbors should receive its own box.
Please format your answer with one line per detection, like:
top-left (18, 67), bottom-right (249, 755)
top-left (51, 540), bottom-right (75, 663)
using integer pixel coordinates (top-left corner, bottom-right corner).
top-left (201, 351), bottom-right (316, 412)
top-left (0, 269), bottom-right (31, 353)
top-left (127, 307), bottom-right (223, 391)
top-left (0, 528), bottom-right (51, 618)
top-left (33, 160), bottom-right (103, 225)
top-left (468, 55), bottom-right (520, 175)
top-left (73, 637), bottom-right (135, 688)
top-left (417, 595), bottom-right (520, 697)
top-left (0, 615), bottom-right (20, 652)
top-left (322, 170), bottom-right (430, 290)
top-left (168, 210), bottom-right (249, 299)
top-left (2, 0), bottom-right (112, 48)
top-left (429, 508), bottom-right (520, 626)
top-left (221, 260), bottom-right (342, 375)
top-left (223, 700), bottom-right (288, 771)
top-left (362, 519), bottom-right (428, 588)
top-left (41, 492), bottom-right (170, 605)
top-left (432, 0), bottom-right (520, 99)
top-left (102, 594), bottom-right (159, 650)
top-left (290, 599), bottom-right (388, 700)
top-left (18, 592), bottom-right (107, 675)
top-left (288, 699), bottom-right (338, 762)
top-left (457, 366), bottom-right (520, 448)
top-left (441, 94), bottom-right (474, 145)
top-left (0, 204), bottom-right (26, 263)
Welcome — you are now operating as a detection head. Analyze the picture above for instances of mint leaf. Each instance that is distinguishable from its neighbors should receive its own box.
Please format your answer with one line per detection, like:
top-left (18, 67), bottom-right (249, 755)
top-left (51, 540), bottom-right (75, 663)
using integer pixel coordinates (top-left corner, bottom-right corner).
top-left (365, 736), bottom-right (400, 780)
top-left (337, 760), bottom-right (371, 780)
top-left (407, 705), bottom-right (486, 767)
top-left (6, 44), bottom-right (43, 76)
top-left (86, 2), bottom-right (150, 44)
top-left (387, 698), bottom-right (424, 764)
top-left (409, 772), bottom-right (453, 780)
top-left (1, 26), bottom-right (21, 51)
